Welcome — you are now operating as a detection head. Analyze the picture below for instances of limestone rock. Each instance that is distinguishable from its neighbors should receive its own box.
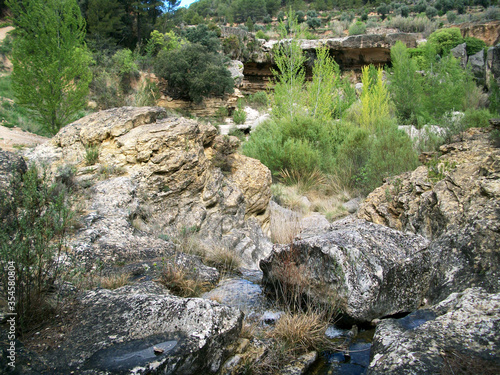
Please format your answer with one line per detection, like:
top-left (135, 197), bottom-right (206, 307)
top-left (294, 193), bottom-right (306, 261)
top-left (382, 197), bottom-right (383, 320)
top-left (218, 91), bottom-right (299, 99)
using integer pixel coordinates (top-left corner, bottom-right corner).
top-left (0, 150), bottom-right (26, 194)
top-left (261, 219), bottom-right (431, 324)
top-left (40, 282), bottom-right (244, 374)
top-left (358, 128), bottom-right (500, 302)
top-left (368, 288), bottom-right (500, 374)
top-left (469, 49), bottom-right (486, 84)
top-left (24, 107), bottom-right (273, 269)
top-left (281, 351), bottom-right (318, 375)
top-left (227, 60), bottom-right (244, 87)
top-left (487, 44), bottom-right (500, 87)
top-left (451, 42), bottom-right (467, 68)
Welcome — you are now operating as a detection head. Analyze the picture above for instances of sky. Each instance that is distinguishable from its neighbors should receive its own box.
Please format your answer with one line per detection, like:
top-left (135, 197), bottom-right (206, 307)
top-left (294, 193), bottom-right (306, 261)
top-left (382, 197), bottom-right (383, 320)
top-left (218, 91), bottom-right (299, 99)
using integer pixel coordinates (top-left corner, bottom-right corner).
top-left (179, 0), bottom-right (198, 8)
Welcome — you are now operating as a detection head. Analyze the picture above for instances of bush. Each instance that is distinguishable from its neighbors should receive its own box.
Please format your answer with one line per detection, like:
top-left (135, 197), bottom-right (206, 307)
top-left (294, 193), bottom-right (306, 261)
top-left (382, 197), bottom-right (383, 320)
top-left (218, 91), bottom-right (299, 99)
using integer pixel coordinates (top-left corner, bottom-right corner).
top-left (461, 109), bottom-right (493, 129)
top-left (446, 11), bottom-right (457, 23)
top-left (425, 6), bottom-right (438, 20)
top-left (348, 21), bottom-right (366, 35)
top-left (428, 28), bottom-right (464, 56)
top-left (247, 91), bottom-right (269, 108)
top-left (233, 108), bottom-right (247, 124)
top-left (154, 44), bottom-right (234, 103)
top-left (464, 37), bottom-right (487, 56)
top-left (255, 30), bottom-right (270, 41)
top-left (0, 165), bottom-right (73, 332)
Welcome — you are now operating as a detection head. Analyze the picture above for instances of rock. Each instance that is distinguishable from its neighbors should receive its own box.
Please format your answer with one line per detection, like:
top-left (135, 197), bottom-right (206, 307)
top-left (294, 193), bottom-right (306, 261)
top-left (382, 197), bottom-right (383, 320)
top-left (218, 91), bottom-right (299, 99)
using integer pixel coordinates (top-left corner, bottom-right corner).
top-left (342, 197), bottom-right (363, 214)
top-left (358, 128), bottom-right (500, 302)
top-left (490, 118), bottom-right (500, 129)
top-left (368, 287), bottom-right (500, 374)
top-left (469, 49), bottom-right (486, 84)
top-left (487, 44), bottom-right (500, 87)
top-left (461, 21), bottom-right (500, 46)
top-left (451, 42), bottom-right (467, 68)
top-left (281, 351), bottom-right (318, 375)
top-left (0, 150), bottom-right (26, 194)
top-left (24, 107), bottom-right (273, 269)
top-left (227, 60), bottom-right (244, 88)
top-left (38, 282), bottom-right (244, 374)
top-left (398, 124), bottom-right (446, 143)
top-left (261, 219), bottom-right (431, 324)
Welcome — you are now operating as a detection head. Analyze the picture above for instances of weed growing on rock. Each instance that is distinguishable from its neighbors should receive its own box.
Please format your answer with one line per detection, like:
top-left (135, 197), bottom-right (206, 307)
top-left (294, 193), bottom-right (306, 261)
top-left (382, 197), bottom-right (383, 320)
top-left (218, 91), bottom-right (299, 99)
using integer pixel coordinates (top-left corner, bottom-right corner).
top-left (159, 263), bottom-right (210, 297)
top-left (85, 144), bottom-right (99, 165)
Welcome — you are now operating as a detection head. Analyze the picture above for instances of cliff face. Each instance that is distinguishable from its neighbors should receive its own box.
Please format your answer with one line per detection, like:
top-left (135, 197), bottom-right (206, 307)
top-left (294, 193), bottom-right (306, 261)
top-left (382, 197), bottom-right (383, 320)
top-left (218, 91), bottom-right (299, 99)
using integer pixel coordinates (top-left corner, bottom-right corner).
top-left (460, 21), bottom-right (500, 46)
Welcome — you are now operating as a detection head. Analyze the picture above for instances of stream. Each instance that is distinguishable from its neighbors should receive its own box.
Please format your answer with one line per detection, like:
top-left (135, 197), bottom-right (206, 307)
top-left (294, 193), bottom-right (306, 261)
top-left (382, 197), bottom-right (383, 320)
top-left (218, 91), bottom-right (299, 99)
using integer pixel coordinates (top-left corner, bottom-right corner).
top-left (201, 269), bottom-right (374, 375)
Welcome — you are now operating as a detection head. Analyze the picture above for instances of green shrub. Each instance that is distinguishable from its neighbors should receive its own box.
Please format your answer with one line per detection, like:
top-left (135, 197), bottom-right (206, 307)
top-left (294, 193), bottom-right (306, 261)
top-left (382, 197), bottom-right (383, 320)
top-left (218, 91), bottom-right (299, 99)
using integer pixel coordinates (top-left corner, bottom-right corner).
top-left (446, 11), bottom-right (457, 24)
top-left (464, 37), bottom-right (487, 56)
top-left (233, 108), bottom-right (247, 124)
top-left (255, 30), bottom-right (270, 41)
top-left (348, 21), bottom-right (366, 35)
top-left (85, 144), bottom-right (99, 165)
top-left (461, 109), bottom-right (493, 129)
top-left (428, 28), bottom-right (464, 56)
top-left (112, 49), bottom-right (138, 75)
top-left (247, 91), bottom-right (269, 108)
top-left (154, 44), bottom-right (234, 103)
top-left (214, 106), bottom-right (229, 120)
top-left (0, 165), bottom-right (73, 333)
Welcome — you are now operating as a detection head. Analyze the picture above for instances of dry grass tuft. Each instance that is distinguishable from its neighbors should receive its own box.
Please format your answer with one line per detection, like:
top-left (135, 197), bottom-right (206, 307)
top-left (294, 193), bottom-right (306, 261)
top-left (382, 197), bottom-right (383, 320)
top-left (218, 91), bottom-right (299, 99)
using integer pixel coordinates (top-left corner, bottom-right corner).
top-left (98, 273), bottom-right (130, 290)
top-left (269, 311), bottom-right (332, 354)
top-left (158, 265), bottom-right (210, 297)
top-left (270, 210), bottom-right (302, 244)
top-left (204, 246), bottom-right (241, 274)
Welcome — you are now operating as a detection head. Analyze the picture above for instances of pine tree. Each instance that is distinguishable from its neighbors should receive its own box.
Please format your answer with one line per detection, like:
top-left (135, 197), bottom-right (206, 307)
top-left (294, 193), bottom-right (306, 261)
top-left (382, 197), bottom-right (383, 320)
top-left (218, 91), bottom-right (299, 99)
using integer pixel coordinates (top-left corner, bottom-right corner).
top-left (8, 0), bottom-right (92, 135)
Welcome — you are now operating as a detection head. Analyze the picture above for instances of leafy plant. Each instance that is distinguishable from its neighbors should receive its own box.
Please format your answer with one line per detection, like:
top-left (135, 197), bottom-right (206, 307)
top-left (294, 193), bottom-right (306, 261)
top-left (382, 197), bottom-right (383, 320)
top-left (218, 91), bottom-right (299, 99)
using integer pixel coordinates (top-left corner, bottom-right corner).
top-left (85, 145), bottom-right (99, 165)
top-left (348, 21), bottom-right (366, 35)
top-left (233, 108), bottom-right (247, 124)
top-left (0, 165), bottom-right (73, 333)
top-left (8, 0), bottom-right (92, 135)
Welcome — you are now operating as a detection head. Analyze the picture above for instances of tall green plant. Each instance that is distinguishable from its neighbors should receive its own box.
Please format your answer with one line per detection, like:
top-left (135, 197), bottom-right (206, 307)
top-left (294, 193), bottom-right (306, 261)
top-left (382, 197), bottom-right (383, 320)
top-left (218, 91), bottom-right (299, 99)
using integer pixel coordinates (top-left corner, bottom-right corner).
top-left (270, 9), bottom-right (306, 119)
top-left (8, 0), bottom-right (92, 135)
top-left (0, 165), bottom-right (73, 332)
top-left (360, 66), bottom-right (390, 130)
top-left (389, 41), bottom-right (423, 124)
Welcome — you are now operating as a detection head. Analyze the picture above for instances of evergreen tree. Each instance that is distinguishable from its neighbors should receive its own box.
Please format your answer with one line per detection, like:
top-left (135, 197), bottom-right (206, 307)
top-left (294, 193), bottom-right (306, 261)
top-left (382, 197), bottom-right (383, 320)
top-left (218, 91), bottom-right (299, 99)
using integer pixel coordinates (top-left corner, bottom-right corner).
top-left (7, 0), bottom-right (92, 135)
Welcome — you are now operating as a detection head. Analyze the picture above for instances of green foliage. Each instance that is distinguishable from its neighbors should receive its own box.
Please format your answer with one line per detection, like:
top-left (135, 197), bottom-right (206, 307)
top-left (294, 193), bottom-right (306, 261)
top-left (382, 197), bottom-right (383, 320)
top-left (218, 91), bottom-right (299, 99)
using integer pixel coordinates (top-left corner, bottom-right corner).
top-left (8, 0), bottom-right (92, 135)
top-left (85, 145), bottom-right (100, 165)
top-left (446, 11), bottom-right (457, 23)
top-left (425, 6), bottom-right (438, 20)
top-left (112, 49), bottom-right (139, 76)
top-left (0, 165), bottom-right (73, 332)
top-left (154, 44), bottom-right (234, 103)
top-left (360, 66), bottom-right (390, 130)
top-left (233, 108), bottom-right (247, 124)
top-left (182, 24), bottom-right (221, 53)
top-left (464, 37), bottom-right (487, 56)
top-left (389, 41), bottom-right (423, 123)
top-left (348, 21), bottom-right (366, 35)
top-left (428, 28), bottom-right (464, 56)
top-left (271, 10), bottom-right (307, 119)
top-left (256, 30), bottom-right (270, 41)
top-left (243, 116), bottom-right (348, 177)
top-left (461, 109), bottom-right (493, 129)
top-left (247, 91), bottom-right (269, 108)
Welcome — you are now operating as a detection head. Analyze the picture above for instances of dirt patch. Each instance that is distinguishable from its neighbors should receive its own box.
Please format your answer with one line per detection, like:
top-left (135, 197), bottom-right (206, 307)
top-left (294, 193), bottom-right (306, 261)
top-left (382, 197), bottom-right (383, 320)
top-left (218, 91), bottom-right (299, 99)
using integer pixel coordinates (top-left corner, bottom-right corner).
top-left (0, 125), bottom-right (49, 152)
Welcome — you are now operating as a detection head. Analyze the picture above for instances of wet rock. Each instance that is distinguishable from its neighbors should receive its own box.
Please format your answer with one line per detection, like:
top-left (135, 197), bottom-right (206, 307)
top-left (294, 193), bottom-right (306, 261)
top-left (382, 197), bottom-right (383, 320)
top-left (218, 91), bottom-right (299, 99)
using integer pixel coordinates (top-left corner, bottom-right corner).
top-left (369, 287), bottom-right (500, 374)
top-left (281, 351), bottom-right (318, 375)
top-left (261, 219), bottom-right (431, 324)
top-left (358, 128), bottom-right (500, 302)
top-left (41, 281), bottom-right (244, 374)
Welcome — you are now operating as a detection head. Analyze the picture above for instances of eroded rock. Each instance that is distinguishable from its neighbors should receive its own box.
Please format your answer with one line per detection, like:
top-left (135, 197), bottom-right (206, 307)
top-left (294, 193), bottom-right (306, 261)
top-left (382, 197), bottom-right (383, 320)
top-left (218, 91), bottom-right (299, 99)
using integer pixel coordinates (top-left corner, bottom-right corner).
top-left (358, 128), bottom-right (500, 302)
top-left (261, 218), bottom-right (431, 324)
top-left (24, 107), bottom-right (273, 269)
top-left (368, 287), bottom-right (500, 374)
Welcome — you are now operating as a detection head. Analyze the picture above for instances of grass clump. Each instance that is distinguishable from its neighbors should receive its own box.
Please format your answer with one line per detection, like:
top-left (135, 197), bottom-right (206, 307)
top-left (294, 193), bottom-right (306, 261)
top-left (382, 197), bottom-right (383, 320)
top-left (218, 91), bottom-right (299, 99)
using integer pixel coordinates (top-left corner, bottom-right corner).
top-left (203, 246), bottom-right (241, 274)
top-left (85, 144), bottom-right (99, 165)
top-left (159, 263), bottom-right (210, 298)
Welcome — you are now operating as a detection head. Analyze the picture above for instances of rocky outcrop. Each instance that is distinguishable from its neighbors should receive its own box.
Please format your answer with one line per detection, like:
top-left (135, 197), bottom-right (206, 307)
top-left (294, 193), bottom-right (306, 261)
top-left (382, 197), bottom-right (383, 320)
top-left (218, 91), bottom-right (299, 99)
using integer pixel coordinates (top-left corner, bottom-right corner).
top-left (25, 107), bottom-right (273, 269)
top-left (369, 287), bottom-right (500, 374)
top-left (487, 43), bottom-right (500, 86)
top-left (241, 33), bottom-right (419, 93)
top-left (358, 127), bottom-right (500, 302)
top-left (20, 282), bottom-right (244, 374)
top-left (0, 150), bottom-right (26, 194)
top-left (261, 218), bottom-right (431, 325)
top-left (460, 21), bottom-right (500, 46)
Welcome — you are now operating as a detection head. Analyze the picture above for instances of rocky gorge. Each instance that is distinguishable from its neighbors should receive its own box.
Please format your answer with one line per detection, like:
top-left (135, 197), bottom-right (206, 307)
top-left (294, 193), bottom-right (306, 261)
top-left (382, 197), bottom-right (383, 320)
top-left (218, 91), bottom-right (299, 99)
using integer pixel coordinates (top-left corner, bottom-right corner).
top-left (0, 108), bottom-right (499, 374)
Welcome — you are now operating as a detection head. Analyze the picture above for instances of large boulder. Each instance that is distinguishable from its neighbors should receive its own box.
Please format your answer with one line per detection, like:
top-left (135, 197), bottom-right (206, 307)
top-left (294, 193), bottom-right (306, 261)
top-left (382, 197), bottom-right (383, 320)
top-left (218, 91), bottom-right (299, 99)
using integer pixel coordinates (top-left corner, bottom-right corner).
top-left (368, 287), bottom-right (500, 374)
top-left (260, 218), bottom-right (431, 324)
top-left (0, 150), bottom-right (27, 194)
top-left (358, 127), bottom-right (500, 302)
top-left (24, 107), bottom-right (273, 269)
top-left (23, 282), bottom-right (244, 374)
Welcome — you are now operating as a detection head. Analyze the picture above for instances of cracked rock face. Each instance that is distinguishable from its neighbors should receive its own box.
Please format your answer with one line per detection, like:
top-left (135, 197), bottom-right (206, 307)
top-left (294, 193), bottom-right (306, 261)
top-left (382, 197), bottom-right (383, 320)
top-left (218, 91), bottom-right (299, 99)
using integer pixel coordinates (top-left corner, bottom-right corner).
top-left (368, 287), bottom-right (500, 374)
top-left (358, 128), bottom-right (500, 302)
top-left (260, 218), bottom-right (431, 324)
top-left (24, 107), bottom-right (273, 269)
top-left (41, 282), bottom-right (244, 374)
